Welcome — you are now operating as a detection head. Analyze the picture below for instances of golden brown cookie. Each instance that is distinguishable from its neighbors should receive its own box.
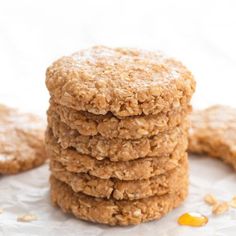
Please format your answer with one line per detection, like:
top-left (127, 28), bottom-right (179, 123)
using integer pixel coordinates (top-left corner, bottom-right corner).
top-left (48, 112), bottom-right (188, 161)
top-left (45, 129), bottom-right (188, 180)
top-left (50, 157), bottom-right (188, 200)
top-left (0, 104), bottom-right (47, 174)
top-left (189, 105), bottom-right (236, 170)
top-left (46, 46), bottom-right (195, 117)
top-left (50, 175), bottom-right (188, 225)
top-left (48, 99), bottom-right (191, 139)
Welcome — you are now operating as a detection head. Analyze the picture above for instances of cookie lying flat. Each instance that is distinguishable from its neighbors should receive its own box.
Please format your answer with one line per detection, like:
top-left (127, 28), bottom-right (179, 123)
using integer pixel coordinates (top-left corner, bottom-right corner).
top-left (0, 104), bottom-right (46, 174)
top-left (46, 46), bottom-right (195, 117)
top-left (50, 157), bottom-right (188, 200)
top-left (50, 175), bottom-right (188, 225)
top-left (48, 99), bottom-right (191, 139)
top-left (45, 129), bottom-right (187, 180)
top-left (48, 112), bottom-right (188, 161)
top-left (189, 105), bottom-right (236, 169)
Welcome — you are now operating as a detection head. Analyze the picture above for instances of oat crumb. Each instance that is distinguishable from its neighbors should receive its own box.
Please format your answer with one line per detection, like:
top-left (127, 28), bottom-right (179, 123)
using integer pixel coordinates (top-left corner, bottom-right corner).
top-left (204, 194), bottom-right (218, 206)
top-left (133, 209), bottom-right (142, 217)
top-left (212, 202), bottom-right (229, 215)
top-left (17, 214), bottom-right (38, 222)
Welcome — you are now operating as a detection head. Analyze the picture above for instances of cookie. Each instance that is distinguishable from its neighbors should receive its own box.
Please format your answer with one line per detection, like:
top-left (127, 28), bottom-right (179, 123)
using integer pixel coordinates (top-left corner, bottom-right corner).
top-left (46, 46), bottom-right (195, 117)
top-left (50, 175), bottom-right (188, 225)
top-left (189, 105), bottom-right (236, 170)
top-left (50, 157), bottom-right (188, 200)
top-left (45, 129), bottom-right (188, 180)
top-left (48, 99), bottom-right (191, 139)
top-left (0, 104), bottom-right (46, 174)
top-left (48, 112), bottom-right (188, 161)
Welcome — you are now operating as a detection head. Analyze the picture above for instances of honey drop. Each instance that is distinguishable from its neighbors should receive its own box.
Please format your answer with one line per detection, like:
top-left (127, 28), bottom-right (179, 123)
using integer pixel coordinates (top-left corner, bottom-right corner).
top-left (178, 212), bottom-right (208, 227)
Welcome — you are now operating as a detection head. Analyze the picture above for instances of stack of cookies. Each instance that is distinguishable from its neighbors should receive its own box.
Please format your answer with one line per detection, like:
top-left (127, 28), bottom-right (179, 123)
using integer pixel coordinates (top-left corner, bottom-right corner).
top-left (45, 46), bottom-right (196, 225)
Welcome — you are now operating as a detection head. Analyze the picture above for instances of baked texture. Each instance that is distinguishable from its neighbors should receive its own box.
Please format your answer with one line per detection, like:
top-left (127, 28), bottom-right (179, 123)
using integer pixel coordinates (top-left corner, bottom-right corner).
top-left (48, 99), bottom-right (191, 139)
top-left (0, 104), bottom-right (47, 174)
top-left (46, 46), bottom-right (195, 117)
top-left (50, 176), bottom-right (188, 225)
top-left (189, 105), bottom-right (236, 170)
top-left (48, 112), bottom-right (188, 161)
top-left (50, 157), bottom-right (188, 200)
top-left (45, 129), bottom-right (188, 180)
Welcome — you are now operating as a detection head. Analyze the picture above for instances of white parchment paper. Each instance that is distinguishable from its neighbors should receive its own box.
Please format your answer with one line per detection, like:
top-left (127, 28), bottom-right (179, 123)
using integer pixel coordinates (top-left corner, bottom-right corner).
top-left (1, 155), bottom-right (236, 236)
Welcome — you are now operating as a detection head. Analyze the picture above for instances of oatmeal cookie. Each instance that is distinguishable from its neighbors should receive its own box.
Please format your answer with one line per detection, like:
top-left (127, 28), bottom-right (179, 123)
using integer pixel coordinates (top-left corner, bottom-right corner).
top-left (48, 99), bottom-right (191, 139)
top-left (45, 129), bottom-right (188, 180)
top-left (189, 105), bottom-right (236, 170)
top-left (46, 46), bottom-right (195, 117)
top-left (48, 112), bottom-right (188, 161)
top-left (50, 157), bottom-right (188, 200)
top-left (0, 104), bottom-right (46, 174)
top-left (50, 176), bottom-right (188, 225)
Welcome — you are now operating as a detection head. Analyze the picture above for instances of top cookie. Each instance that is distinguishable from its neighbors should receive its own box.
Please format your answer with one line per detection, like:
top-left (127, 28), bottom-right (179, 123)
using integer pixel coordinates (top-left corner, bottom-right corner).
top-left (46, 46), bottom-right (195, 116)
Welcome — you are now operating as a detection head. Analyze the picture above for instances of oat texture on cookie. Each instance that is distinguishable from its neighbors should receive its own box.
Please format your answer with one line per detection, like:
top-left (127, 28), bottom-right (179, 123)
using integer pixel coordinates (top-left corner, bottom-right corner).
top-left (47, 111), bottom-right (189, 161)
top-left (46, 128), bottom-right (188, 180)
top-left (46, 46), bottom-right (195, 117)
top-left (48, 99), bottom-right (191, 139)
top-left (189, 105), bottom-right (236, 170)
top-left (0, 104), bottom-right (46, 174)
top-left (50, 157), bottom-right (188, 200)
top-left (50, 176), bottom-right (188, 225)
top-left (45, 46), bottom-right (195, 225)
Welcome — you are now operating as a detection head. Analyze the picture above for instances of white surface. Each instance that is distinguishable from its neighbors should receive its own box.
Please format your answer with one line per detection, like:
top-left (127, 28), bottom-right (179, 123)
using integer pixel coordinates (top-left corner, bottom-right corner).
top-left (0, 0), bottom-right (236, 235)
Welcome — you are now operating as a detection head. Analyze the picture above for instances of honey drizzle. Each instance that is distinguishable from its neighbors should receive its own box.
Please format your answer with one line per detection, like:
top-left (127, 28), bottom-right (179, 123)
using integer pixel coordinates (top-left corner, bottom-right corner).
top-left (178, 212), bottom-right (208, 227)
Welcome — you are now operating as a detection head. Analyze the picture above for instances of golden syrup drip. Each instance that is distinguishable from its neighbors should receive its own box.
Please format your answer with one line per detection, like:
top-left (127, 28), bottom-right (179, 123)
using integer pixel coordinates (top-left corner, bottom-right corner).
top-left (178, 212), bottom-right (208, 227)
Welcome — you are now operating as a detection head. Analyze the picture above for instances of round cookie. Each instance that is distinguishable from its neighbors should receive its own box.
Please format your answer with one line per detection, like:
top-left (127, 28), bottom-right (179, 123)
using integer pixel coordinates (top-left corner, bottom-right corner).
top-left (48, 99), bottom-right (191, 139)
top-left (48, 112), bottom-right (188, 161)
top-left (50, 157), bottom-right (188, 200)
top-left (46, 46), bottom-right (195, 117)
top-left (0, 104), bottom-right (47, 174)
top-left (45, 129), bottom-right (188, 180)
top-left (189, 105), bottom-right (236, 170)
top-left (50, 175), bottom-right (188, 225)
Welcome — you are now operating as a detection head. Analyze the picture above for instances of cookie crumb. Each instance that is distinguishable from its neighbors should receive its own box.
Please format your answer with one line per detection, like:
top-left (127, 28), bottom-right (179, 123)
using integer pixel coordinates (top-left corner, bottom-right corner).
top-left (212, 202), bottom-right (229, 215)
top-left (0, 208), bottom-right (3, 214)
top-left (17, 214), bottom-right (38, 222)
top-left (204, 194), bottom-right (218, 206)
top-left (229, 196), bottom-right (236, 208)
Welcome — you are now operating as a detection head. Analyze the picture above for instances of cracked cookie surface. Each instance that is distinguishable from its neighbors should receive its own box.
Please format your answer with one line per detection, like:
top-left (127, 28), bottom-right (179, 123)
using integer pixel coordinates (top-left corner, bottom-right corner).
top-left (50, 175), bottom-right (188, 225)
top-left (0, 104), bottom-right (47, 174)
top-left (189, 105), bottom-right (236, 170)
top-left (46, 46), bottom-right (195, 117)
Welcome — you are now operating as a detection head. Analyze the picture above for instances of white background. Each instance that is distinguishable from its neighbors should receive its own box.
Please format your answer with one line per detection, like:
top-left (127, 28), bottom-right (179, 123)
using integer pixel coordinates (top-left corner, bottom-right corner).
top-left (0, 0), bottom-right (236, 235)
